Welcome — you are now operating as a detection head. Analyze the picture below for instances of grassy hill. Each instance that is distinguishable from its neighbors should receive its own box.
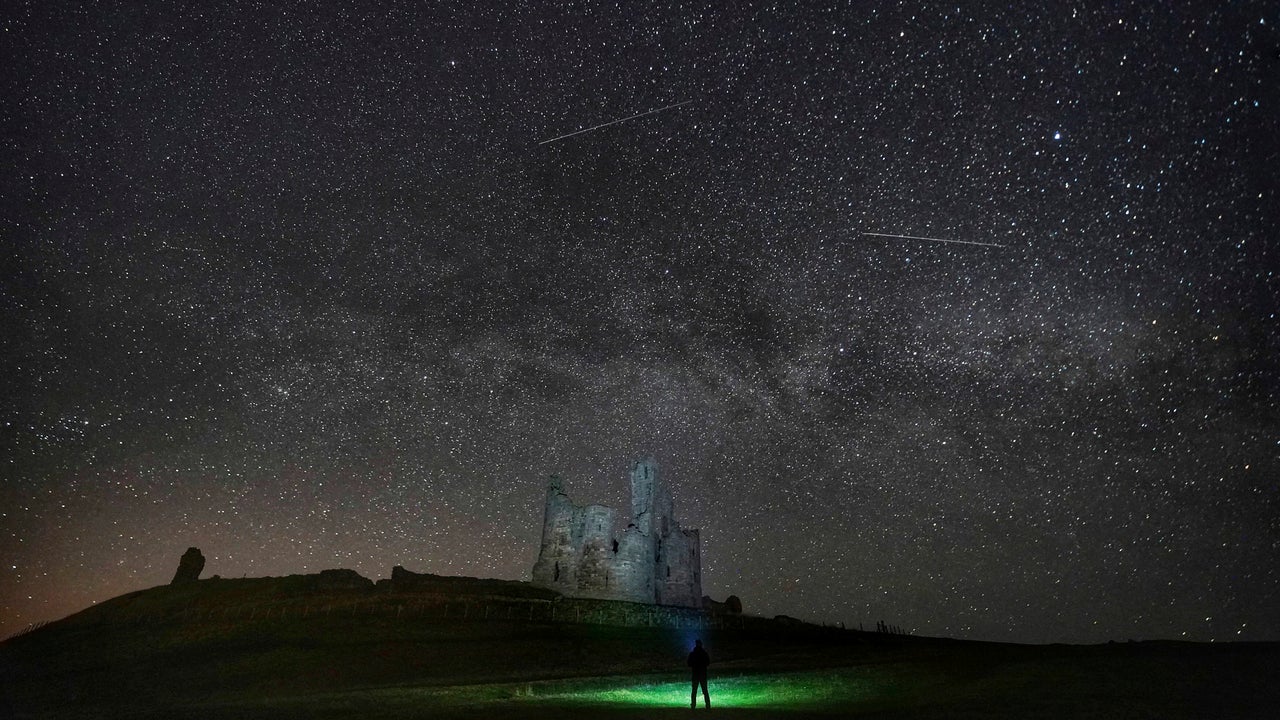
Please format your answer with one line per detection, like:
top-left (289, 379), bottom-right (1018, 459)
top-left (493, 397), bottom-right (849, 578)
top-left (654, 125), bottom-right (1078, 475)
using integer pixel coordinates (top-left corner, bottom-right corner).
top-left (3, 571), bottom-right (1277, 719)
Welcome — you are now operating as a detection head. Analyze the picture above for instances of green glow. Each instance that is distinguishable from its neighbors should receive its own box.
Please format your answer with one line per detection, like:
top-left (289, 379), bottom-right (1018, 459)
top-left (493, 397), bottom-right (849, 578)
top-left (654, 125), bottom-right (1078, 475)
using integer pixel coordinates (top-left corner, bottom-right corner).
top-left (551, 671), bottom-right (873, 709)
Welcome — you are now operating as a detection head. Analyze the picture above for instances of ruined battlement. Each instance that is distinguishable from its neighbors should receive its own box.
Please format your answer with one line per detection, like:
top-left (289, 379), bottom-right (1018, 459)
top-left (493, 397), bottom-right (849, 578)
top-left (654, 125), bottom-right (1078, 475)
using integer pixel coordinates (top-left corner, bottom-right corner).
top-left (531, 458), bottom-right (702, 607)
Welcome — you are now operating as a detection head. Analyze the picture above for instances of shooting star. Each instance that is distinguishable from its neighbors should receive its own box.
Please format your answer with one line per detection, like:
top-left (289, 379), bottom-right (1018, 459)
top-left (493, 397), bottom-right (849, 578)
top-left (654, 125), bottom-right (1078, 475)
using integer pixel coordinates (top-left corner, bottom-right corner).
top-left (538, 99), bottom-right (695, 145)
top-left (160, 242), bottom-right (205, 255)
top-left (861, 232), bottom-right (1006, 248)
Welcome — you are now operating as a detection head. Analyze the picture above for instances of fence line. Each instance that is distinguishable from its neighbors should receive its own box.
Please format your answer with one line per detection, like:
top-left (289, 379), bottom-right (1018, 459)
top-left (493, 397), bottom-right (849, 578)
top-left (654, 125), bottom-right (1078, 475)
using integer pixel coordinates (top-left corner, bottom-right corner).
top-left (77, 593), bottom-right (746, 633)
top-left (2, 619), bottom-right (50, 642)
top-left (5, 593), bottom-right (773, 644)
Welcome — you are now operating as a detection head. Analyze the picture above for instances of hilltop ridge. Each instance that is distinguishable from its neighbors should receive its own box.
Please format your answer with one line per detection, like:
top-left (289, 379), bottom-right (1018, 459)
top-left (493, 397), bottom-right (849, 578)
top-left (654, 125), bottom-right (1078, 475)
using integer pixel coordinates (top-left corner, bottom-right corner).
top-left (4, 566), bottom-right (1275, 719)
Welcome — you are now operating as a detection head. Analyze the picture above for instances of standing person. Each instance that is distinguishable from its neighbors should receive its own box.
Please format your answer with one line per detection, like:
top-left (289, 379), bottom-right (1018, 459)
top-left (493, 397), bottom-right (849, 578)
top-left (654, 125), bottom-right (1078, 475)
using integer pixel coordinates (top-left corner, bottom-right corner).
top-left (687, 639), bottom-right (711, 709)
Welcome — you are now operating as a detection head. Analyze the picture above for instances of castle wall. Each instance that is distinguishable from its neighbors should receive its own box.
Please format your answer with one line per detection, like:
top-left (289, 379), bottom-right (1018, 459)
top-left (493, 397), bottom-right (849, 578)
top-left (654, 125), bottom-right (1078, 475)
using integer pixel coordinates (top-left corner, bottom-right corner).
top-left (531, 459), bottom-right (701, 607)
top-left (530, 478), bottom-right (585, 592)
top-left (574, 505), bottom-right (618, 596)
top-left (629, 460), bottom-right (655, 536)
top-left (612, 526), bottom-right (655, 603)
top-left (657, 527), bottom-right (701, 607)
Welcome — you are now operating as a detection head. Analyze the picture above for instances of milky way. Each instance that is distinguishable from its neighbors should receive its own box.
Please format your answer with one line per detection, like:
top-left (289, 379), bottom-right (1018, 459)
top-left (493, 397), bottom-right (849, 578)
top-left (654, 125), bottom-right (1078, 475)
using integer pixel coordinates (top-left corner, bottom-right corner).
top-left (3, 2), bottom-right (1277, 643)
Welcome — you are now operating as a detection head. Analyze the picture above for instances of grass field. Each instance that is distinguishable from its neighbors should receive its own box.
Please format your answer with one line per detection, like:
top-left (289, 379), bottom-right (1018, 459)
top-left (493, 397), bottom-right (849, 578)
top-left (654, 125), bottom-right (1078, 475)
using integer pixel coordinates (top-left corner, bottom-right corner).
top-left (3, 577), bottom-right (1277, 718)
top-left (151, 643), bottom-right (1280, 719)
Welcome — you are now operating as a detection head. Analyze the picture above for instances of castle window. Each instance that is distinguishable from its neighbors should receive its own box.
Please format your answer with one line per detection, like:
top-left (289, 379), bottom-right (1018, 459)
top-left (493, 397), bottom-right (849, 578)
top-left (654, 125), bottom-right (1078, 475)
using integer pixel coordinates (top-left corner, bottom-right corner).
top-left (612, 539), bottom-right (619, 554)
top-left (554, 561), bottom-right (560, 582)
top-left (667, 565), bottom-right (671, 578)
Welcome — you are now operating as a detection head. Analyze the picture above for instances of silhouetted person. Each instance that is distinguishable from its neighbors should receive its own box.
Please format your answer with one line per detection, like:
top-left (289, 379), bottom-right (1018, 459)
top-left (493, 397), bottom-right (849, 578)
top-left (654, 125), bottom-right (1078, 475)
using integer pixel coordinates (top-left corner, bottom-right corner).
top-left (687, 639), bottom-right (710, 708)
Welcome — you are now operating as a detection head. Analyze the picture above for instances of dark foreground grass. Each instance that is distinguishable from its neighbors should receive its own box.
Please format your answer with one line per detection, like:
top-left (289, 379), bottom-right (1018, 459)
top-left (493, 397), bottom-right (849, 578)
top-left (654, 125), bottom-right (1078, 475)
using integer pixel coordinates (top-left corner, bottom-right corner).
top-left (40, 641), bottom-right (1274, 720)
top-left (3, 579), bottom-right (1277, 718)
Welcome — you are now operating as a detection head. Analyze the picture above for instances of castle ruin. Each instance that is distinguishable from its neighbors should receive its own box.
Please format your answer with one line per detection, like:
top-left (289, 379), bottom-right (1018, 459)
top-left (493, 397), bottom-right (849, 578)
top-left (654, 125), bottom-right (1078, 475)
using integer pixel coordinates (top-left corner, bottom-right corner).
top-left (531, 458), bottom-right (702, 607)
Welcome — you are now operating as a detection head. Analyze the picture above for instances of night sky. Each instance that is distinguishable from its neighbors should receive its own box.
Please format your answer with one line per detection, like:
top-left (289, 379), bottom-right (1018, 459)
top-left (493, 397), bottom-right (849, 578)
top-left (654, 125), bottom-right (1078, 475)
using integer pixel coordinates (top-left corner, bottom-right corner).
top-left (3, 2), bottom-right (1278, 644)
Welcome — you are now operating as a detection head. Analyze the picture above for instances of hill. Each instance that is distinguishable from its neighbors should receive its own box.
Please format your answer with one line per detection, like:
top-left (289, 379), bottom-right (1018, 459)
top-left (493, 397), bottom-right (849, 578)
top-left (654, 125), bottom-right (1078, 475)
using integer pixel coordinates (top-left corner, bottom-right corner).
top-left (2, 569), bottom-right (1277, 719)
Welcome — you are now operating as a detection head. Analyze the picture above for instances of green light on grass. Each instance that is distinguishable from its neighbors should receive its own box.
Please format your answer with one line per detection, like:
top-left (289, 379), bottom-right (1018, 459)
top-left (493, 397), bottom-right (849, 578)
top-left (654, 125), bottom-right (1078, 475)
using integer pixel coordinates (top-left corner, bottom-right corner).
top-left (554, 672), bottom-right (871, 709)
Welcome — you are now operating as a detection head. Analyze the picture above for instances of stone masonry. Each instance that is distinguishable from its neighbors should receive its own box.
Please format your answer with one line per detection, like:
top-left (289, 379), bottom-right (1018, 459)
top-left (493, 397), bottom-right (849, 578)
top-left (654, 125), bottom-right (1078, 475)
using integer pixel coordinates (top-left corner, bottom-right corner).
top-left (531, 458), bottom-right (702, 607)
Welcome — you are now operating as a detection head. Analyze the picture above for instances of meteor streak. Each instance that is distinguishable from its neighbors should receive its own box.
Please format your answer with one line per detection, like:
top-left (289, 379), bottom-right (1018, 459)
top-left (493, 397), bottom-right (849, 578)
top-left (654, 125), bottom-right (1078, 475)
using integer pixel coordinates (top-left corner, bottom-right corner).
top-left (538, 99), bottom-right (695, 145)
top-left (160, 242), bottom-right (205, 255)
top-left (861, 231), bottom-right (1005, 248)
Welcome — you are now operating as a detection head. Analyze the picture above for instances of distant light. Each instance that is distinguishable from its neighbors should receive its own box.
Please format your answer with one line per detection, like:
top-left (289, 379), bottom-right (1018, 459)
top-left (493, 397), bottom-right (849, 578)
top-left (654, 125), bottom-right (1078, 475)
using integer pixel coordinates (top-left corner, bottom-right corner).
top-left (1053, 131), bottom-right (1062, 141)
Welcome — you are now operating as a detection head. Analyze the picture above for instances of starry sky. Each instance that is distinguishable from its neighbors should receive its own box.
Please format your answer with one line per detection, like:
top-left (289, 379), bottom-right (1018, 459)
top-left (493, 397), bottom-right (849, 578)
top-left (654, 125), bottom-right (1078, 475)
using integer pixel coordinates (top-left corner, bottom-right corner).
top-left (3, 1), bottom-right (1277, 644)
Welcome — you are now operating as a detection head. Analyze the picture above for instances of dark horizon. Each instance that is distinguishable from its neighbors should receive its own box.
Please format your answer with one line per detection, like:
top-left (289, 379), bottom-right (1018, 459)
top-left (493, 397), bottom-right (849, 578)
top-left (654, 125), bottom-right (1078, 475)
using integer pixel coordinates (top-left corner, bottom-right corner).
top-left (3, 1), bottom-right (1277, 645)
top-left (11, 556), bottom-right (1274, 648)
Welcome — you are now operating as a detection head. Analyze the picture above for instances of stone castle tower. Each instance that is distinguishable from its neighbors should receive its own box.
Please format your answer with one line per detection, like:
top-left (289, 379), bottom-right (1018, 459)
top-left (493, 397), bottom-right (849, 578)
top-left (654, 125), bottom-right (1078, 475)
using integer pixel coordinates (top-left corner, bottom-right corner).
top-left (531, 458), bottom-right (702, 607)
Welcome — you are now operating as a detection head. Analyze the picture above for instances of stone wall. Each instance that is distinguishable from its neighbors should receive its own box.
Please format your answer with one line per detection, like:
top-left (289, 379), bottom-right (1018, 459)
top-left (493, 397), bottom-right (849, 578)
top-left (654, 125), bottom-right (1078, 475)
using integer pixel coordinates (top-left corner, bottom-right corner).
top-left (531, 458), bottom-right (702, 607)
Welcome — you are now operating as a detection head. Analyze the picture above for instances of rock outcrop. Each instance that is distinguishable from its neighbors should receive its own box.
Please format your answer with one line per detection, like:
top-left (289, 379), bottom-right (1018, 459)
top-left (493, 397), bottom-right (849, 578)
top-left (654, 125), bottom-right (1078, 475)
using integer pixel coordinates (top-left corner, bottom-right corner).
top-left (170, 547), bottom-right (205, 584)
top-left (702, 594), bottom-right (743, 615)
top-left (314, 569), bottom-right (373, 590)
